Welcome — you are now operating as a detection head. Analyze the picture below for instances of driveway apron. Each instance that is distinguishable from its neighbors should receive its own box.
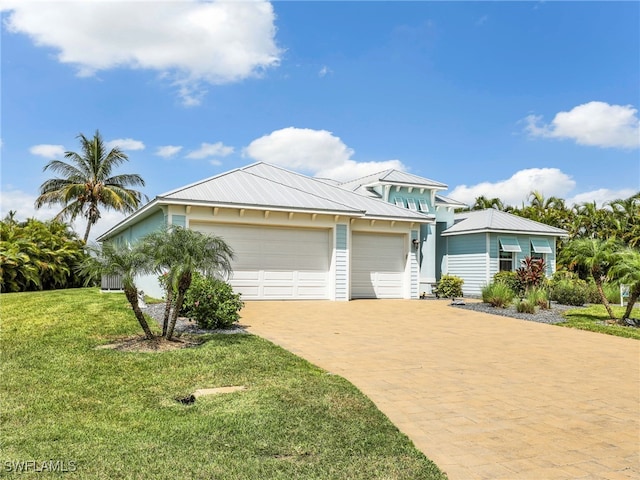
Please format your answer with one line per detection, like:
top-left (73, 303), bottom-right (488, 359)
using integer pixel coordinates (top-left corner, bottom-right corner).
top-left (242, 300), bottom-right (640, 480)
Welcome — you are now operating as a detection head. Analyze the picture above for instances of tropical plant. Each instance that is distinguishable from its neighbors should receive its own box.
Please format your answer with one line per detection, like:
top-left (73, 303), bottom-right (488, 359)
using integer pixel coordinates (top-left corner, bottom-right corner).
top-left (526, 287), bottom-right (549, 310)
top-left (515, 298), bottom-right (536, 314)
top-left (143, 226), bottom-right (234, 340)
top-left (482, 282), bottom-right (515, 308)
top-left (560, 238), bottom-right (620, 320)
top-left (608, 248), bottom-right (640, 322)
top-left (1, 215), bottom-right (90, 292)
top-left (35, 130), bottom-right (146, 242)
top-left (493, 271), bottom-right (521, 295)
top-left (549, 278), bottom-right (588, 306)
top-left (79, 242), bottom-right (154, 339)
top-left (516, 256), bottom-right (546, 293)
top-left (181, 272), bottom-right (244, 329)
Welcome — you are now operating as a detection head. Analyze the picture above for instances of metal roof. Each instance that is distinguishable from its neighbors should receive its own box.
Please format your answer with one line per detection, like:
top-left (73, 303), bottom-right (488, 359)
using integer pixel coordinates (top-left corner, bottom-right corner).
top-left (338, 169), bottom-right (448, 191)
top-left (435, 194), bottom-right (468, 207)
top-left (240, 163), bottom-right (430, 220)
top-left (99, 163), bottom-right (433, 241)
top-left (441, 209), bottom-right (568, 236)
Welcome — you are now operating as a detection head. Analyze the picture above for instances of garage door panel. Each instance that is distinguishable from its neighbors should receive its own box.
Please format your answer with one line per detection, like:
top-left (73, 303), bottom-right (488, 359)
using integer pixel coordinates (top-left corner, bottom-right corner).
top-left (190, 222), bottom-right (330, 300)
top-left (351, 232), bottom-right (405, 299)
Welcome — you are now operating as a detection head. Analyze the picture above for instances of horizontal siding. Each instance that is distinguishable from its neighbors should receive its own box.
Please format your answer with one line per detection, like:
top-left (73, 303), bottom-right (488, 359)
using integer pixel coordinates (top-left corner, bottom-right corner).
top-left (446, 233), bottom-right (487, 297)
top-left (335, 224), bottom-right (348, 301)
top-left (489, 234), bottom-right (558, 280)
top-left (112, 209), bottom-right (165, 245)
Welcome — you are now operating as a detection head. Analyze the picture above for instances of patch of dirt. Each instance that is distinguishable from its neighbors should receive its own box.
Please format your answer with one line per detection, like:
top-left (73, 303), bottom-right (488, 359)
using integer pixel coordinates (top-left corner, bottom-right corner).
top-left (95, 335), bottom-right (201, 353)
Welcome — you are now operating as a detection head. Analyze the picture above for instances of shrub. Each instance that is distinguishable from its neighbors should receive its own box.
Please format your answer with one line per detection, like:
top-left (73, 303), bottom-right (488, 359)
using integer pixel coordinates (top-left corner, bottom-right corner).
top-left (549, 279), bottom-right (587, 306)
top-left (603, 282), bottom-right (621, 304)
top-left (437, 275), bottom-right (464, 299)
top-left (517, 256), bottom-right (546, 292)
top-left (181, 272), bottom-right (244, 329)
top-left (526, 287), bottom-right (549, 310)
top-left (515, 299), bottom-right (536, 314)
top-left (493, 271), bottom-right (521, 295)
top-left (482, 282), bottom-right (515, 308)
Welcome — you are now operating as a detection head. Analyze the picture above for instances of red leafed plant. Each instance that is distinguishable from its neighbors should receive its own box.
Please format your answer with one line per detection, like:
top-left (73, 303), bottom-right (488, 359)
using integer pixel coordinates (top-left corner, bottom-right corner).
top-left (517, 256), bottom-right (546, 292)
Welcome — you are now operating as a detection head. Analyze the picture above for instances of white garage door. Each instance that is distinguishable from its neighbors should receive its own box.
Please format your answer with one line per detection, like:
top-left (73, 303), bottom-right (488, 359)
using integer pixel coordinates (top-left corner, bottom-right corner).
top-left (351, 232), bottom-right (405, 299)
top-left (191, 223), bottom-right (330, 300)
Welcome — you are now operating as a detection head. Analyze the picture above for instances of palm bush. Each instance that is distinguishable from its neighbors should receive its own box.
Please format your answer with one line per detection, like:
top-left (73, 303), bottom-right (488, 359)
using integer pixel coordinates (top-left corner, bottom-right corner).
top-left (482, 282), bottom-right (515, 308)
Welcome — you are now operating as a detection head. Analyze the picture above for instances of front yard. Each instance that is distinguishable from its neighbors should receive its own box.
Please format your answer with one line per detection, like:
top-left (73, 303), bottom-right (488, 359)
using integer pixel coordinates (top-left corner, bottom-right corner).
top-left (0, 288), bottom-right (446, 479)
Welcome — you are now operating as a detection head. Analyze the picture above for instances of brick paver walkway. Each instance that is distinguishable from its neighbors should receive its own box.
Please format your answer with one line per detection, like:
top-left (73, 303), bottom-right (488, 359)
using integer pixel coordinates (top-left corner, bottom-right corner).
top-left (242, 300), bottom-right (640, 480)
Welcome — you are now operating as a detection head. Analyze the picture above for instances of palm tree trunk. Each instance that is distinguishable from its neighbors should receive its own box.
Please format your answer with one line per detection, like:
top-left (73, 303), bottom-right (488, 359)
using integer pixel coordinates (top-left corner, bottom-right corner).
top-left (162, 288), bottom-right (174, 336)
top-left (594, 276), bottom-right (616, 320)
top-left (620, 285), bottom-right (640, 324)
top-left (165, 289), bottom-right (186, 341)
top-left (83, 221), bottom-right (92, 243)
top-left (124, 286), bottom-right (154, 339)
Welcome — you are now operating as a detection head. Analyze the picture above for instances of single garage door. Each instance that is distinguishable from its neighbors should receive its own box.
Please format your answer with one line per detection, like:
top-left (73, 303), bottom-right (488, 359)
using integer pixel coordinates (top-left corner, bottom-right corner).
top-left (351, 232), bottom-right (405, 299)
top-left (191, 223), bottom-right (330, 300)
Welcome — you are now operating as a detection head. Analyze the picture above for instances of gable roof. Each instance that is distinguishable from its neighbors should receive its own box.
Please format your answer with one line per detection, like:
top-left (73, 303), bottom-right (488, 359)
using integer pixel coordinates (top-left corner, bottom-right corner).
top-left (441, 209), bottom-right (568, 237)
top-left (338, 169), bottom-right (448, 192)
top-left (435, 194), bottom-right (467, 208)
top-left (98, 163), bottom-right (432, 241)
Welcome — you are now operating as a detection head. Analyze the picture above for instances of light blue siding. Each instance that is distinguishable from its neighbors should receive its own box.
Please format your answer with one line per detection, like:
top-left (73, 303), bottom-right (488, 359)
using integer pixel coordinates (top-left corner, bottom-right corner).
top-left (171, 214), bottom-right (186, 228)
top-left (445, 233), bottom-right (487, 296)
top-left (111, 209), bottom-right (165, 245)
top-left (489, 234), bottom-right (557, 279)
top-left (388, 186), bottom-right (435, 213)
top-left (335, 224), bottom-right (348, 301)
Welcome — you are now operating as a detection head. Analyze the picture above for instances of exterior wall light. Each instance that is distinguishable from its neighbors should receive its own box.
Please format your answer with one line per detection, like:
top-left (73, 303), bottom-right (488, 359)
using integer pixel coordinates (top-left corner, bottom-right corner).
top-left (412, 238), bottom-right (420, 249)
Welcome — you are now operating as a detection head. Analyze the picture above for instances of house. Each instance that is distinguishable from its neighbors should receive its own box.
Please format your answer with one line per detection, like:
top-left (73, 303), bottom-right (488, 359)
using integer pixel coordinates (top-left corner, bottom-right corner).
top-left (440, 209), bottom-right (569, 296)
top-left (98, 162), bottom-right (568, 300)
top-left (98, 162), bottom-right (432, 300)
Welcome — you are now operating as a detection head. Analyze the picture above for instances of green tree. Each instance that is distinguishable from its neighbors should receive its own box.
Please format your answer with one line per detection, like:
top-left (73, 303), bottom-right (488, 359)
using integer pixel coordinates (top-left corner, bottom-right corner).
top-left (80, 242), bottom-right (155, 339)
top-left (471, 196), bottom-right (506, 211)
top-left (143, 227), bottom-right (234, 340)
top-left (609, 247), bottom-right (640, 323)
top-left (35, 130), bottom-right (146, 242)
top-left (561, 238), bottom-right (619, 320)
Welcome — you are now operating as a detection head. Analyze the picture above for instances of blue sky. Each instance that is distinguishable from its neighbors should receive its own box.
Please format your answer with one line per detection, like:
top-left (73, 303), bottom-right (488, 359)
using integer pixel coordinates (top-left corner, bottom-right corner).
top-left (1, 1), bottom-right (639, 240)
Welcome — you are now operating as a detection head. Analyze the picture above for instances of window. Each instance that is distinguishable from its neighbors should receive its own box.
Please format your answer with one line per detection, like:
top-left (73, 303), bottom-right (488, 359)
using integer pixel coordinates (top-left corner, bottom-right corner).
top-left (498, 237), bottom-right (521, 272)
top-left (418, 199), bottom-right (429, 212)
top-left (394, 197), bottom-right (405, 208)
top-left (499, 249), bottom-right (514, 271)
top-left (407, 198), bottom-right (417, 211)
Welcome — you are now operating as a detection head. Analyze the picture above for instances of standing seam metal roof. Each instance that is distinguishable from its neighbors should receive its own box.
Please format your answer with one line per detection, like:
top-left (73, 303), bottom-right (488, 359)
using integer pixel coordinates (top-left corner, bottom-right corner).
top-left (442, 209), bottom-right (568, 236)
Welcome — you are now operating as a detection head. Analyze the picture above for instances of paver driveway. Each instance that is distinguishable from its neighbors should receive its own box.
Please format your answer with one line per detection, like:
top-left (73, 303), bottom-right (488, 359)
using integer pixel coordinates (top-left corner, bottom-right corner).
top-left (242, 300), bottom-right (640, 480)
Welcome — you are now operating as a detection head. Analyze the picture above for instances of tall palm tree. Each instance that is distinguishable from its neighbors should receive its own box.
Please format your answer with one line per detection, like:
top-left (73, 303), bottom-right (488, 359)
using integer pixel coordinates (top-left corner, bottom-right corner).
top-left (80, 242), bottom-right (155, 339)
top-left (143, 226), bottom-right (234, 340)
top-left (560, 238), bottom-right (620, 320)
top-left (472, 196), bottom-right (506, 211)
top-left (35, 130), bottom-right (147, 242)
top-left (609, 247), bottom-right (640, 324)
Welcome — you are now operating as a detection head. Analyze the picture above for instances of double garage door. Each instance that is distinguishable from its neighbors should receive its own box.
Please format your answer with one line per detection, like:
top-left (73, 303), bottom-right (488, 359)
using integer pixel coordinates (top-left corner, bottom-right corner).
top-left (192, 223), bottom-right (330, 300)
top-left (191, 223), bottom-right (406, 300)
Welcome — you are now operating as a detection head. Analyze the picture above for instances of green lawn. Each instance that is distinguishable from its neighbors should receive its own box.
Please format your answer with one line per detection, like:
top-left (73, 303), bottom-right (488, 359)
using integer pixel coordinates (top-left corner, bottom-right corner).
top-left (0, 289), bottom-right (446, 479)
top-left (560, 304), bottom-right (640, 340)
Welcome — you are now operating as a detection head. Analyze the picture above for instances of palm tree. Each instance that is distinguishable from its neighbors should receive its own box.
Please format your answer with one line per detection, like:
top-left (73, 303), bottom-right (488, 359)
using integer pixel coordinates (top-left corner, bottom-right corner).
top-left (143, 226), bottom-right (234, 340)
top-left (35, 130), bottom-right (147, 242)
top-left (472, 196), bottom-right (506, 211)
top-left (609, 248), bottom-right (640, 324)
top-left (80, 242), bottom-right (155, 339)
top-left (560, 238), bottom-right (619, 320)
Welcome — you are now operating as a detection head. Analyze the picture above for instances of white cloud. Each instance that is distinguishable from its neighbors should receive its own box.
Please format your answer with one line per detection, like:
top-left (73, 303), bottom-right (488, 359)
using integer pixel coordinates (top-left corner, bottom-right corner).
top-left (567, 188), bottom-right (637, 208)
top-left (0, 188), bottom-right (126, 242)
top-left (2, 0), bottom-right (282, 106)
top-left (186, 142), bottom-right (234, 159)
top-left (155, 145), bottom-right (183, 158)
top-left (448, 168), bottom-right (576, 206)
top-left (244, 127), bottom-right (407, 181)
top-left (29, 144), bottom-right (65, 158)
top-left (525, 101), bottom-right (640, 149)
top-left (319, 65), bottom-right (332, 77)
top-left (106, 138), bottom-right (145, 151)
